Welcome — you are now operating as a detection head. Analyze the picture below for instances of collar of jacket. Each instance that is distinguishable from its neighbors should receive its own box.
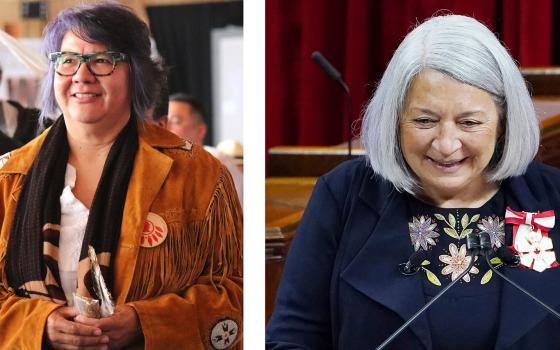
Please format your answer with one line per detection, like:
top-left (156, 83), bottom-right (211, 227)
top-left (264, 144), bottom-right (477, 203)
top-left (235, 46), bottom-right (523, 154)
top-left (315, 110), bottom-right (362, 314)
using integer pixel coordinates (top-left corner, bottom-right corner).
top-left (341, 161), bottom-right (560, 350)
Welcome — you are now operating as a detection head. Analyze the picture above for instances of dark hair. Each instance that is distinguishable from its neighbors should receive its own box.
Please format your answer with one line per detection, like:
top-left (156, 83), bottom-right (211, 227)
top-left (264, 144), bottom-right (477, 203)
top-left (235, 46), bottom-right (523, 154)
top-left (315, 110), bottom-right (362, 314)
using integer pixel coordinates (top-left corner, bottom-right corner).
top-left (168, 93), bottom-right (206, 124)
top-left (39, 2), bottom-right (164, 123)
top-left (152, 81), bottom-right (169, 121)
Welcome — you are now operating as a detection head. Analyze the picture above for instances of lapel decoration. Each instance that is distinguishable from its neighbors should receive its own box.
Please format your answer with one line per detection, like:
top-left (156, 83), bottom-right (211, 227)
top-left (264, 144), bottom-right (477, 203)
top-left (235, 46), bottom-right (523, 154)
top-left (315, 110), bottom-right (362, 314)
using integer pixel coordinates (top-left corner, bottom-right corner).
top-left (180, 140), bottom-right (193, 151)
top-left (140, 212), bottom-right (168, 248)
top-left (504, 207), bottom-right (558, 272)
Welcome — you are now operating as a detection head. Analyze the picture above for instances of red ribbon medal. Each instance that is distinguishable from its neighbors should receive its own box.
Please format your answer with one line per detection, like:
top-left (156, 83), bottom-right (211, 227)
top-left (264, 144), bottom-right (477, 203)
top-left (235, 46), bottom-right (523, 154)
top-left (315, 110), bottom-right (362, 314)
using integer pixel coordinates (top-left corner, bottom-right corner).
top-left (505, 207), bottom-right (558, 272)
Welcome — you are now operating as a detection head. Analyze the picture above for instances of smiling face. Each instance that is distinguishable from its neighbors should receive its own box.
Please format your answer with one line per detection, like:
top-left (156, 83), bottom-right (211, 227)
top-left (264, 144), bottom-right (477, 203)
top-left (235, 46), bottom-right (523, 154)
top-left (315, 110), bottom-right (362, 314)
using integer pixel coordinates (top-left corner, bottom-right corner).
top-left (54, 31), bottom-right (131, 129)
top-left (399, 69), bottom-right (501, 205)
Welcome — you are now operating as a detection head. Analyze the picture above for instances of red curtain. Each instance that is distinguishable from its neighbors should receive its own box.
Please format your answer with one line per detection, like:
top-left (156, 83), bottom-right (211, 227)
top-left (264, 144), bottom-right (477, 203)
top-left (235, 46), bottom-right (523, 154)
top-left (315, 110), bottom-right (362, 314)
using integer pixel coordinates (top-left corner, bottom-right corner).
top-left (266, 0), bottom-right (554, 151)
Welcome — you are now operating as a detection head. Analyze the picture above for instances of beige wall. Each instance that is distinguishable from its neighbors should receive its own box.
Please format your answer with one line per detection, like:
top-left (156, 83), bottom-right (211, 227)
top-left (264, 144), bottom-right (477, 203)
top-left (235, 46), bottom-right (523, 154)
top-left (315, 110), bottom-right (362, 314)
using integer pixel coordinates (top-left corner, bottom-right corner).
top-left (0, 0), bottom-right (233, 37)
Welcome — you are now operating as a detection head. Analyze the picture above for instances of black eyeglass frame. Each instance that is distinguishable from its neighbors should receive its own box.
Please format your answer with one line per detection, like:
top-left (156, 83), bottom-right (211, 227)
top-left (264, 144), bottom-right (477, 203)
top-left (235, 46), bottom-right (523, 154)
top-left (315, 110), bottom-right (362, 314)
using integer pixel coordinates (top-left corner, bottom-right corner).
top-left (48, 51), bottom-right (129, 77)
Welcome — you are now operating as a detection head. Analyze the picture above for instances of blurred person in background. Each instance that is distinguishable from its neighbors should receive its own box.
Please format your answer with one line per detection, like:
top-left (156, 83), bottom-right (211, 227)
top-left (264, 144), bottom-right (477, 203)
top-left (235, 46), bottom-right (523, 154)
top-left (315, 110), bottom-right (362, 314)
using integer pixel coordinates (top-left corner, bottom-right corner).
top-left (159, 92), bottom-right (243, 206)
top-left (0, 64), bottom-right (43, 154)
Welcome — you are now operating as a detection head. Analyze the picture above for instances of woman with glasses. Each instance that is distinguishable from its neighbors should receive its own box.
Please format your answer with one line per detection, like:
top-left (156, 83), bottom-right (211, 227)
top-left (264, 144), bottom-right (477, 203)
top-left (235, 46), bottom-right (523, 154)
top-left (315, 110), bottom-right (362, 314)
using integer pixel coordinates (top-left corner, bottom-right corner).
top-left (0, 3), bottom-right (242, 350)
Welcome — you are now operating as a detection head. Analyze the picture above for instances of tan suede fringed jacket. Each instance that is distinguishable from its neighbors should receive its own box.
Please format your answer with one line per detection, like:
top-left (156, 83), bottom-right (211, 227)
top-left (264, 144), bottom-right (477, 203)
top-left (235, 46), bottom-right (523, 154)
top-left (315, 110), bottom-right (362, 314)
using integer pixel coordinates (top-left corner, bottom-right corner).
top-left (0, 123), bottom-right (243, 349)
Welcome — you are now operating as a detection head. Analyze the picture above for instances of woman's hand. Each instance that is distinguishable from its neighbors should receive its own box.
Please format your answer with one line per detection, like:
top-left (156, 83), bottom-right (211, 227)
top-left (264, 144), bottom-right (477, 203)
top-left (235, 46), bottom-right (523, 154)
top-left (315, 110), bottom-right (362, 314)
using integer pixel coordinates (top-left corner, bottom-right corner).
top-left (74, 305), bottom-right (143, 349)
top-left (45, 306), bottom-right (109, 349)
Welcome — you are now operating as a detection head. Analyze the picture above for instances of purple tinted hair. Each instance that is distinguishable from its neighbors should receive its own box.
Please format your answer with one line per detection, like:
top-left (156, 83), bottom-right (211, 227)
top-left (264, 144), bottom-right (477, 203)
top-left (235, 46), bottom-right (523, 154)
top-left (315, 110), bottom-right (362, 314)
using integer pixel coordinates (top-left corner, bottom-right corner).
top-left (39, 2), bottom-right (164, 123)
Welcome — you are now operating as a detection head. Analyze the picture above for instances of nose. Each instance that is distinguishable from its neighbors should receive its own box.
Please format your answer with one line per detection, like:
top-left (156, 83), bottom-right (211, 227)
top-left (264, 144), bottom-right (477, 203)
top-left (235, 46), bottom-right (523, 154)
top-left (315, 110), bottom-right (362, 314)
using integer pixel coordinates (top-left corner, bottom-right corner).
top-left (72, 61), bottom-right (96, 83)
top-left (431, 123), bottom-right (461, 156)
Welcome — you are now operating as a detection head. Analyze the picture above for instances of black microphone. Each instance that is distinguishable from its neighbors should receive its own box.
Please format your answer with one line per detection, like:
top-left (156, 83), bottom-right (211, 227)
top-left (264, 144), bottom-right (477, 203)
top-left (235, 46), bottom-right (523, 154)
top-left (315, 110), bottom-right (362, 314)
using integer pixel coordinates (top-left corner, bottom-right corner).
top-left (399, 250), bottom-right (426, 276)
top-left (479, 231), bottom-right (493, 252)
top-left (311, 51), bottom-right (343, 82)
top-left (479, 232), bottom-right (560, 321)
top-left (496, 245), bottom-right (520, 267)
top-left (311, 51), bottom-right (353, 159)
top-left (375, 237), bottom-right (480, 350)
top-left (466, 232), bottom-right (482, 255)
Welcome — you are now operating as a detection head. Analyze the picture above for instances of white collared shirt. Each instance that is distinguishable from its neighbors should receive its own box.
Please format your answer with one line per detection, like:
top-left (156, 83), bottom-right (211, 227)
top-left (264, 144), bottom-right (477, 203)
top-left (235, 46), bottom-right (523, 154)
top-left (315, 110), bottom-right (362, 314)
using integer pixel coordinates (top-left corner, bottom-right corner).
top-left (58, 163), bottom-right (89, 305)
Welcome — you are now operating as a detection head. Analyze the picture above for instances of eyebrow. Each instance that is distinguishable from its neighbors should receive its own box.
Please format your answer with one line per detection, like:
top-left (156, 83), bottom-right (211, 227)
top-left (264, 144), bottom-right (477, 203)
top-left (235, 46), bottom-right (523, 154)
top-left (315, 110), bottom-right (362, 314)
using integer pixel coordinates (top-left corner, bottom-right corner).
top-left (410, 107), bottom-right (485, 118)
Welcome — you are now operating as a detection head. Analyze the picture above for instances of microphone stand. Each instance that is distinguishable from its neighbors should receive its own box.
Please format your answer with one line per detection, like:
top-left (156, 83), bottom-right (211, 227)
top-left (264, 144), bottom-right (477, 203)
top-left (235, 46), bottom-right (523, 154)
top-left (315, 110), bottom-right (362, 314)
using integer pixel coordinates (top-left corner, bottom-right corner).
top-left (311, 51), bottom-right (353, 159)
top-left (375, 253), bottom-right (478, 350)
top-left (341, 82), bottom-right (352, 159)
top-left (483, 251), bottom-right (560, 320)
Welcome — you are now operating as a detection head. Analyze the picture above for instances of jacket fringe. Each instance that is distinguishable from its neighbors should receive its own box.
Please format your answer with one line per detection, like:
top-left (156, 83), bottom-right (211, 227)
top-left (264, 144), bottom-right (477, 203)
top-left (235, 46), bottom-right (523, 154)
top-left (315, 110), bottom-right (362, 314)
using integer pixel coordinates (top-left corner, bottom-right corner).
top-left (128, 166), bottom-right (243, 301)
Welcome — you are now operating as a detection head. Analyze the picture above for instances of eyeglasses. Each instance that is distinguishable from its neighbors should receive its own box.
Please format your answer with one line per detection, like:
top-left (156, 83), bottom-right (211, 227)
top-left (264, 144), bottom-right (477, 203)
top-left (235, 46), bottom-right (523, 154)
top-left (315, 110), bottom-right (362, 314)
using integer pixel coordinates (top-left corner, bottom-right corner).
top-left (49, 51), bottom-right (128, 76)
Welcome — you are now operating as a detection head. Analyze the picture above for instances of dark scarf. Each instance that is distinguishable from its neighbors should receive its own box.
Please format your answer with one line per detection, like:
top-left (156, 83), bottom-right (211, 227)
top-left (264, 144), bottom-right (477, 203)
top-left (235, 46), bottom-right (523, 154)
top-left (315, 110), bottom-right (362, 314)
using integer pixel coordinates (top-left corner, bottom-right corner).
top-left (6, 116), bottom-right (138, 303)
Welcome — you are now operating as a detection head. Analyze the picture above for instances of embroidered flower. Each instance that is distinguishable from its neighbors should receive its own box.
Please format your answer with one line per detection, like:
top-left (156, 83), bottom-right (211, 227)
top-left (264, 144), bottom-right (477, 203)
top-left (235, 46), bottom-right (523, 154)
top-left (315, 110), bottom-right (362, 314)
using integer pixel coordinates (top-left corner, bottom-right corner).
top-left (477, 216), bottom-right (505, 248)
top-left (439, 243), bottom-right (479, 282)
top-left (409, 215), bottom-right (439, 251)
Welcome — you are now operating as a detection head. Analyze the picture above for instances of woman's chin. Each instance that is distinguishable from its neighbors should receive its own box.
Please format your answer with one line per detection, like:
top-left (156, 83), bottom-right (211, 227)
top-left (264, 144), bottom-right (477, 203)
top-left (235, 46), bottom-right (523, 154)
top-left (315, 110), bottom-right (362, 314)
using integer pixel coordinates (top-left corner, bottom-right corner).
top-left (65, 115), bottom-right (105, 125)
top-left (423, 177), bottom-right (474, 198)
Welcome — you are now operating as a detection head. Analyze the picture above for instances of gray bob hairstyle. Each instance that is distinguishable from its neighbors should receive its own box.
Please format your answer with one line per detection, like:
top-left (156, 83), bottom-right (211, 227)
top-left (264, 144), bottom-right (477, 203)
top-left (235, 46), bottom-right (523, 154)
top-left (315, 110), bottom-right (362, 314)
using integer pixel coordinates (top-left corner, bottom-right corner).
top-left (360, 14), bottom-right (540, 195)
top-left (39, 2), bottom-right (164, 123)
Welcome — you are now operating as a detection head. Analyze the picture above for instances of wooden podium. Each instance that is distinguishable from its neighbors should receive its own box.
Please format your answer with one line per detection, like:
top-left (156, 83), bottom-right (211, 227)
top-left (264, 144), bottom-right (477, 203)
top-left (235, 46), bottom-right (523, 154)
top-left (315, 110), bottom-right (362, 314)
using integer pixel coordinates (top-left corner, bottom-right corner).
top-left (522, 67), bottom-right (560, 96)
top-left (268, 146), bottom-right (365, 177)
top-left (539, 114), bottom-right (560, 168)
top-left (265, 177), bottom-right (316, 323)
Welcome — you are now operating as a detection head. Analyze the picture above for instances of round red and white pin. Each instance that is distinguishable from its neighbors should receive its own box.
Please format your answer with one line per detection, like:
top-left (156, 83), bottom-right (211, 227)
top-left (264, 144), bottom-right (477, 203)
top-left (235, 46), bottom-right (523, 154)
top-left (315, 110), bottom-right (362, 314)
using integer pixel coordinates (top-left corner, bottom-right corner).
top-left (140, 212), bottom-right (168, 248)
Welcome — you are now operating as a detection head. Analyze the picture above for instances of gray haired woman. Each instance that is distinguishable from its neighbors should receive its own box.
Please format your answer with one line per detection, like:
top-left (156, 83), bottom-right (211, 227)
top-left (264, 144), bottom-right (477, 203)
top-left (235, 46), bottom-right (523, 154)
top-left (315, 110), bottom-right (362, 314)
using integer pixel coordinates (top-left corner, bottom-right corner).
top-left (267, 15), bottom-right (560, 349)
top-left (0, 3), bottom-right (242, 350)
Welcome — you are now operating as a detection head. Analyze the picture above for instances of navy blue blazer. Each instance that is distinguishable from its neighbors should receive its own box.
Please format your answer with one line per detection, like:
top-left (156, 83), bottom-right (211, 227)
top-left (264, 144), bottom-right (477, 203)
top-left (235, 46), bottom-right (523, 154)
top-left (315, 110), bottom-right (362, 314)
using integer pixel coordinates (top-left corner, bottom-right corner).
top-left (266, 158), bottom-right (560, 350)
